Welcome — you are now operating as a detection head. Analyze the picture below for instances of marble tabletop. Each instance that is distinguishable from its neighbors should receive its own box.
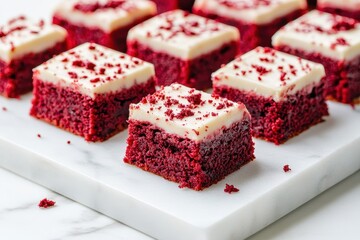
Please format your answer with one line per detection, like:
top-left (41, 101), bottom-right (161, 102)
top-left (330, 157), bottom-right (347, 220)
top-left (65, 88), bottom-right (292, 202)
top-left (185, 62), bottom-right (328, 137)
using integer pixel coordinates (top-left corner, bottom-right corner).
top-left (1, 167), bottom-right (359, 240)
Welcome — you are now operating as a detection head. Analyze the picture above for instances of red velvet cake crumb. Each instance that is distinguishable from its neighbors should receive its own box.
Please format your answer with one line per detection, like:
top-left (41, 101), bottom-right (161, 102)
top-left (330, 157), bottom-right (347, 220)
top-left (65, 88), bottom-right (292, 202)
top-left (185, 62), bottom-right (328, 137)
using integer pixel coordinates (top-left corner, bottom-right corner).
top-left (37, 134), bottom-right (41, 138)
top-left (38, 198), bottom-right (56, 208)
top-left (224, 184), bottom-right (239, 194)
top-left (2, 107), bottom-right (7, 111)
top-left (283, 164), bottom-right (291, 172)
top-left (67, 140), bottom-right (71, 145)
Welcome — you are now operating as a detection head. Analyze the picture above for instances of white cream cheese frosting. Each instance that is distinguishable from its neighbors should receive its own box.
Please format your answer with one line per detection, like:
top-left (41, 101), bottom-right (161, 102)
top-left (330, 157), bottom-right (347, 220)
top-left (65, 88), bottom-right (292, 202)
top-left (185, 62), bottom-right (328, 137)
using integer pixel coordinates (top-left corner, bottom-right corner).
top-left (130, 83), bottom-right (250, 141)
top-left (272, 10), bottom-right (360, 61)
top-left (53, 0), bottom-right (156, 32)
top-left (212, 47), bottom-right (325, 102)
top-left (127, 10), bottom-right (240, 60)
top-left (193, 0), bottom-right (307, 24)
top-left (34, 43), bottom-right (155, 98)
top-left (0, 16), bottom-right (67, 63)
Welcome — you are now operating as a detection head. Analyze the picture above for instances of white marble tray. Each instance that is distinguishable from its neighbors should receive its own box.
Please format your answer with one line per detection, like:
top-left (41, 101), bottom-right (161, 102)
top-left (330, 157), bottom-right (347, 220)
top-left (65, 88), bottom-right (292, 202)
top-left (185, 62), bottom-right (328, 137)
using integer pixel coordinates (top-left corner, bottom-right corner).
top-left (0, 94), bottom-right (359, 240)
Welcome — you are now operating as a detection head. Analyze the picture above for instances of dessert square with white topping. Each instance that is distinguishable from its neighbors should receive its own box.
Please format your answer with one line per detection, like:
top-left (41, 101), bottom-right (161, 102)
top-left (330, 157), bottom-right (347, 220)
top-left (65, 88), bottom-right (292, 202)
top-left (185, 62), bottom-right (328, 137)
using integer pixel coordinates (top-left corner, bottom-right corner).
top-left (127, 10), bottom-right (239, 60)
top-left (34, 43), bottom-right (155, 98)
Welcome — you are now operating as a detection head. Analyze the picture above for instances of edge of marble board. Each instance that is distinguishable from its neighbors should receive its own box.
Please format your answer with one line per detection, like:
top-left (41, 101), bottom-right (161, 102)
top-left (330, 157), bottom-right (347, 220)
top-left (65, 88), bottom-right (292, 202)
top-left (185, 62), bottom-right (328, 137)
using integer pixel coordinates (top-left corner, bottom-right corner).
top-left (0, 133), bottom-right (359, 240)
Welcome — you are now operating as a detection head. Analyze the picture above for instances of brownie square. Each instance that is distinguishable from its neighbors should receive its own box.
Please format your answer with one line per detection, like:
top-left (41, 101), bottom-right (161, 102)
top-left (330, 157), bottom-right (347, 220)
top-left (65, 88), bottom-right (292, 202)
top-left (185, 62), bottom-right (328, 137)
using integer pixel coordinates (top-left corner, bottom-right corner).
top-left (0, 16), bottom-right (67, 98)
top-left (193, 0), bottom-right (307, 54)
top-left (52, 0), bottom-right (156, 52)
top-left (124, 83), bottom-right (255, 190)
top-left (151, 0), bottom-right (195, 13)
top-left (273, 10), bottom-right (360, 104)
top-left (127, 10), bottom-right (239, 90)
top-left (213, 47), bottom-right (329, 144)
top-left (30, 43), bottom-right (156, 142)
top-left (317, 0), bottom-right (360, 21)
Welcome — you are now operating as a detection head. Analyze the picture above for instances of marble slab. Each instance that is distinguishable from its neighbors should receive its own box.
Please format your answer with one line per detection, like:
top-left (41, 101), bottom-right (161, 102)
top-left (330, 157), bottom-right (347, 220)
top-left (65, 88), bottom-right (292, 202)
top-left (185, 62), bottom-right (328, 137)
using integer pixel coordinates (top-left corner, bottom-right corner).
top-left (0, 94), bottom-right (359, 240)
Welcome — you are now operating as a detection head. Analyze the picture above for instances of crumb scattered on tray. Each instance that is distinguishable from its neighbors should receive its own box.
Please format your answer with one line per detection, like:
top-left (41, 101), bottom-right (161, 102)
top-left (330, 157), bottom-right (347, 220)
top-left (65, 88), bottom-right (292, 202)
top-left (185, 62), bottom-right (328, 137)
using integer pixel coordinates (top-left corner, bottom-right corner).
top-left (38, 198), bottom-right (56, 208)
top-left (283, 164), bottom-right (291, 172)
top-left (224, 184), bottom-right (239, 194)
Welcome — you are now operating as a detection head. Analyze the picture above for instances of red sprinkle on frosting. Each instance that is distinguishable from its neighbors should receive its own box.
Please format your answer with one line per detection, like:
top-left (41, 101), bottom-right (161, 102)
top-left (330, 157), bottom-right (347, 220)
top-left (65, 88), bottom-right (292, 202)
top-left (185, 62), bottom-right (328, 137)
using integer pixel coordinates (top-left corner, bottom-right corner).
top-left (217, 0), bottom-right (271, 10)
top-left (73, 0), bottom-right (134, 13)
top-left (144, 10), bottom-right (222, 41)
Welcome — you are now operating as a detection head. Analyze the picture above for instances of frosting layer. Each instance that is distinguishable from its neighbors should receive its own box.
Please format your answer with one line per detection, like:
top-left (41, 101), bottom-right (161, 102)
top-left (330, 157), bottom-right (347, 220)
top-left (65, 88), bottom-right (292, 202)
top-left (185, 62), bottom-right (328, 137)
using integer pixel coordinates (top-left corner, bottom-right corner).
top-left (53, 0), bottom-right (156, 32)
top-left (0, 16), bottom-right (66, 63)
top-left (127, 10), bottom-right (239, 60)
top-left (130, 83), bottom-right (249, 141)
top-left (35, 43), bottom-right (155, 98)
top-left (193, 0), bottom-right (307, 24)
top-left (212, 47), bottom-right (325, 102)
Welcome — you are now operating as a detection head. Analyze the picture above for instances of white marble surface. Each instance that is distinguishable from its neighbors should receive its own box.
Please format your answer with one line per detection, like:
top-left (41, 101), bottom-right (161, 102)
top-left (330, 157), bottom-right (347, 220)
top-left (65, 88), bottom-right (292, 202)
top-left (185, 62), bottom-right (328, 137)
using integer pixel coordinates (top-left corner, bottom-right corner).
top-left (1, 166), bottom-right (359, 240)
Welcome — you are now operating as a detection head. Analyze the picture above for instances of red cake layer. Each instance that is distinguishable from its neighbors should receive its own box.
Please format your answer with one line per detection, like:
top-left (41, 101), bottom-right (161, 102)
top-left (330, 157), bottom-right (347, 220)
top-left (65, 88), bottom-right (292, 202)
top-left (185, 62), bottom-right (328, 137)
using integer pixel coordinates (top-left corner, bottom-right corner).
top-left (213, 84), bottom-right (329, 144)
top-left (152, 0), bottom-right (195, 13)
top-left (30, 78), bottom-right (155, 142)
top-left (276, 45), bottom-right (360, 104)
top-left (178, 0), bottom-right (195, 11)
top-left (308, 0), bottom-right (317, 6)
top-left (52, 15), bottom-right (152, 52)
top-left (0, 41), bottom-right (67, 98)
top-left (317, 7), bottom-right (360, 21)
top-left (124, 119), bottom-right (255, 191)
top-left (127, 40), bottom-right (238, 90)
top-left (193, 8), bottom-right (305, 54)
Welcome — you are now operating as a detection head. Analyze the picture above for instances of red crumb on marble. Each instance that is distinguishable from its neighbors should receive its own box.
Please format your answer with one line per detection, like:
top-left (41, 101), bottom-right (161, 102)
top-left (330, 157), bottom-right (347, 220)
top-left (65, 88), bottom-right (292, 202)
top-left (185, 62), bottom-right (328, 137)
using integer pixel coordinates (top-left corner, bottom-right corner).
top-left (224, 184), bottom-right (239, 194)
top-left (37, 134), bottom-right (41, 138)
top-left (283, 164), bottom-right (291, 172)
top-left (67, 140), bottom-right (71, 144)
top-left (38, 198), bottom-right (56, 208)
top-left (2, 107), bottom-right (7, 111)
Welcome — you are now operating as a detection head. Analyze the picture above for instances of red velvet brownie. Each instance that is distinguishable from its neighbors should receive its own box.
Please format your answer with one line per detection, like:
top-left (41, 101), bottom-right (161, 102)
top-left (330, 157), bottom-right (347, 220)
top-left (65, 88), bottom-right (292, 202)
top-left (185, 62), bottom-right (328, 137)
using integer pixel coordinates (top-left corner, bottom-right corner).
top-left (124, 83), bottom-right (255, 190)
top-left (52, 0), bottom-right (156, 52)
top-left (273, 10), bottom-right (360, 104)
top-left (212, 47), bottom-right (328, 144)
top-left (151, 0), bottom-right (195, 13)
top-left (308, 0), bottom-right (316, 6)
top-left (30, 43), bottom-right (156, 142)
top-left (127, 10), bottom-right (239, 90)
top-left (0, 16), bottom-right (67, 98)
top-left (193, 0), bottom-right (307, 54)
top-left (317, 0), bottom-right (360, 21)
